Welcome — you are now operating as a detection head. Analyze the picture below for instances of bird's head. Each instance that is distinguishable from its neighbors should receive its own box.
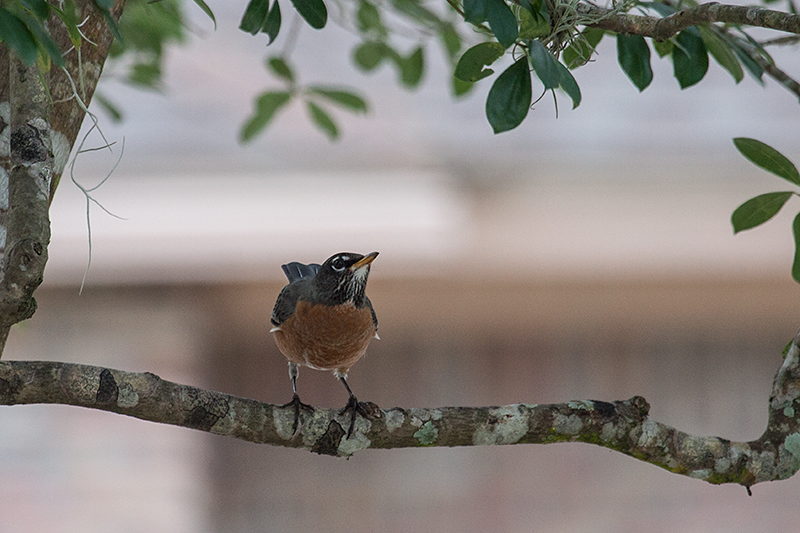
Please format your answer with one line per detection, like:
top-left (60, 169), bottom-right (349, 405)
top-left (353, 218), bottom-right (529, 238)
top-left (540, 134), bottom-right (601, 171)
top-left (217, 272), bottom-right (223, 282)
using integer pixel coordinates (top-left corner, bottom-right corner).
top-left (313, 251), bottom-right (378, 306)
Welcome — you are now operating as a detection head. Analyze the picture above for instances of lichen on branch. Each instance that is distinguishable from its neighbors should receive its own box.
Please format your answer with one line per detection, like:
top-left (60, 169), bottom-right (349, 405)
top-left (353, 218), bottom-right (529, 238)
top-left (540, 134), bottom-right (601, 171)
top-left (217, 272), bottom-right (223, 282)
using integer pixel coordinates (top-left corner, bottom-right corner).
top-left (2, 329), bottom-right (800, 491)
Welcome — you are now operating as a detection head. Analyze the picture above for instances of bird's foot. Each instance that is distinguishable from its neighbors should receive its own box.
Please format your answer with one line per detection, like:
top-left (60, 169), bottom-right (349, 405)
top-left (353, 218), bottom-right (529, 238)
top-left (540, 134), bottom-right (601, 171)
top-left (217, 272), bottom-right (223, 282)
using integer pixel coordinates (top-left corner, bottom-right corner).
top-left (339, 395), bottom-right (380, 438)
top-left (281, 394), bottom-right (314, 435)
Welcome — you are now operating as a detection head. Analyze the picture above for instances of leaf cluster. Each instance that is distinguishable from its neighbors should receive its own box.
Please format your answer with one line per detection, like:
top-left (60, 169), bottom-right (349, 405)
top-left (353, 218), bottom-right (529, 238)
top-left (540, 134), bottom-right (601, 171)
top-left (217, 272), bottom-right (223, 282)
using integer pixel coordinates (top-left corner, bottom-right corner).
top-left (731, 139), bottom-right (800, 282)
top-left (0, 0), bottom-right (96, 70)
top-left (240, 57), bottom-right (369, 141)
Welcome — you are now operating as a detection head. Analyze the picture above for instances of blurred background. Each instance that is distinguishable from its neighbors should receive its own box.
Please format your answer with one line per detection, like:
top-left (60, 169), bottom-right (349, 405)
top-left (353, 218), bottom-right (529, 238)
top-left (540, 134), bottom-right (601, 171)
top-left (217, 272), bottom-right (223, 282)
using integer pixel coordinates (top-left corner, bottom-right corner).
top-left (2, 2), bottom-right (800, 532)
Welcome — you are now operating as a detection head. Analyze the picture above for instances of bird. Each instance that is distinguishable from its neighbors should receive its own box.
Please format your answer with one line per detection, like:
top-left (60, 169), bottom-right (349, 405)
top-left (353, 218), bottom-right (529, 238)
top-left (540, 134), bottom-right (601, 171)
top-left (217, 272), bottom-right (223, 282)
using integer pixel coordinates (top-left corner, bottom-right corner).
top-left (270, 251), bottom-right (379, 436)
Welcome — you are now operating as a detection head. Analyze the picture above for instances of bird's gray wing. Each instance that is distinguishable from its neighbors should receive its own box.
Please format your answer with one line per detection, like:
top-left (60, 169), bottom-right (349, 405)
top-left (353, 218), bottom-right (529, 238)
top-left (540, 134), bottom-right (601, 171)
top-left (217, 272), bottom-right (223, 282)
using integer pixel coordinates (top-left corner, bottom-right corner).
top-left (366, 296), bottom-right (378, 332)
top-left (271, 281), bottom-right (308, 327)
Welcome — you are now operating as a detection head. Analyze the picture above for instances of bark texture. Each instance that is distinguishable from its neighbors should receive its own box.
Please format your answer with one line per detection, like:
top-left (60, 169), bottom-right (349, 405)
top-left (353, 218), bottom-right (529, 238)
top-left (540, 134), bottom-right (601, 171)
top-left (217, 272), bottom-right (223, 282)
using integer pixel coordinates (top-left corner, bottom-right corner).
top-left (577, 2), bottom-right (800, 40)
top-left (0, 1), bottom-right (123, 353)
top-left (2, 330), bottom-right (799, 491)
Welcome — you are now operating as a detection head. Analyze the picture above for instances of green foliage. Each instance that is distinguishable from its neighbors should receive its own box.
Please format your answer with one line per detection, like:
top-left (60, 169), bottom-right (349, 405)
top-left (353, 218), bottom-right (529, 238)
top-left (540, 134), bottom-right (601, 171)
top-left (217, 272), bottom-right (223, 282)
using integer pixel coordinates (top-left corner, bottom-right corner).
top-left (0, 6), bottom-right (41, 66)
top-left (671, 29), bottom-right (708, 89)
top-left (555, 60), bottom-right (581, 109)
top-left (0, 3), bottom-right (64, 68)
top-left (307, 88), bottom-right (369, 113)
top-left (517, 0), bottom-right (550, 40)
top-left (464, 0), bottom-right (518, 48)
top-left (698, 26), bottom-right (743, 83)
top-left (289, 0), bottom-right (327, 29)
top-left (731, 192), bottom-right (793, 233)
top-left (241, 91), bottom-right (293, 142)
top-left (486, 56), bottom-right (531, 134)
top-left (240, 0), bottom-right (271, 34)
top-left (241, 57), bottom-right (369, 141)
top-left (617, 34), bottom-right (653, 92)
top-left (240, 0), bottom-right (281, 41)
top-left (109, 0), bottom-right (185, 90)
top-left (734, 138), bottom-right (800, 185)
top-left (454, 42), bottom-right (505, 82)
top-left (563, 27), bottom-right (604, 69)
top-left (353, 41), bottom-right (388, 70)
top-left (732, 139), bottom-right (800, 283)
top-left (267, 57), bottom-right (295, 84)
top-left (357, 0), bottom-right (386, 38)
top-left (192, 0), bottom-right (216, 29)
top-left (401, 47), bottom-right (424, 87)
top-left (306, 101), bottom-right (338, 139)
top-left (729, 40), bottom-right (765, 85)
top-left (528, 39), bottom-right (559, 90)
top-left (353, 41), bottom-right (425, 89)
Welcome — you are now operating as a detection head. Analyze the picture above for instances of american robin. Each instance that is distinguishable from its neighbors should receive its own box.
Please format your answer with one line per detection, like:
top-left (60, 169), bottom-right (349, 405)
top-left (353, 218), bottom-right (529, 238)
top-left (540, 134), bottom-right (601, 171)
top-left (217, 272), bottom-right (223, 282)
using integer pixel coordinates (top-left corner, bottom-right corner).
top-left (270, 251), bottom-right (379, 436)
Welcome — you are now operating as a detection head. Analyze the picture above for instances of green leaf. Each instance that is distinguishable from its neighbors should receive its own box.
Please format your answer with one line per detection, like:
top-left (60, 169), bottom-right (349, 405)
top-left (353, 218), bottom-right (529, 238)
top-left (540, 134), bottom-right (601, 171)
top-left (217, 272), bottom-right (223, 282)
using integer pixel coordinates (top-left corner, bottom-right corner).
top-left (353, 41), bottom-right (386, 70)
top-left (463, 0), bottom-right (488, 25)
top-left (672, 29), bottom-right (708, 89)
top-left (485, 0), bottom-right (518, 48)
top-left (793, 213), bottom-right (800, 283)
top-left (731, 191), bottom-right (793, 233)
top-left (734, 138), bottom-right (800, 185)
top-left (128, 61), bottom-right (162, 88)
top-left (454, 41), bottom-right (504, 82)
top-left (262, 0), bottom-right (281, 43)
top-left (463, 0), bottom-right (517, 48)
top-left (240, 0), bottom-right (270, 34)
top-left (729, 41), bottom-right (764, 85)
top-left (267, 56), bottom-right (294, 83)
top-left (616, 34), bottom-right (652, 91)
top-left (441, 26), bottom-right (462, 61)
top-left (453, 76), bottom-right (474, 97)
top-left (20, 0), bottom-right (51, 20)
top-left (640, 1), bottom-right (677, 17)
top-left (527, 39), bottom-right (559, 89)
top-left (400, 46), bottom-right (424, 87)
top-left (555, 60), bottom-right (581, 108)
top-left (192, 0), bottom-right (217, 29)
top-left (518, 6), bottom-right (549, 40)
top-left (289, 0), bottom-right (327, 29)
top-left (51, 0), bottom-right (82, 48)
top-left (697, 26), bottom-right (742, 83)
top-left (93, 92), bottom-right (124, 122)
top-left (562, 27), bottom-right (603, 68)
top-left (308, 87), bottom-right (368, 113)
top-left (0, 7), bottom-right (38, 65)
top-left (306, 101), bottom-right (339, 140)
top-left (240, 91), bottom-right (292, 142)
top-left (357, 0), bottom-right (385, 37)
top-left (17, 10), bottom-right (65, 68)
top-left (486, 56), bottom-right (531, 134)
top-left (653, 39), bottom-right (672, 58)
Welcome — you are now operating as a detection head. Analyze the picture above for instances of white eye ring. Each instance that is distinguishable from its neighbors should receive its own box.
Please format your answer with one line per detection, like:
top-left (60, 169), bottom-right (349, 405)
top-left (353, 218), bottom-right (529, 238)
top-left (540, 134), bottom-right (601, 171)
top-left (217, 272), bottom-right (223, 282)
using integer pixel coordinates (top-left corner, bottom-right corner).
top-left (331, 256), bottom-right (347, 271)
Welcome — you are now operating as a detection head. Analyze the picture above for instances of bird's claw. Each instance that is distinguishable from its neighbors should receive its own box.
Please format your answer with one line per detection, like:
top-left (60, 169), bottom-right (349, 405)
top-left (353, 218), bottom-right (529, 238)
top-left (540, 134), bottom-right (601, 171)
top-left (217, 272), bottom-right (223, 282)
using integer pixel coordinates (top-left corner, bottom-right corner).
top-left (339, 396), bottom-right (379, 437)
top-left (281, 393), bottom-right (314, 435)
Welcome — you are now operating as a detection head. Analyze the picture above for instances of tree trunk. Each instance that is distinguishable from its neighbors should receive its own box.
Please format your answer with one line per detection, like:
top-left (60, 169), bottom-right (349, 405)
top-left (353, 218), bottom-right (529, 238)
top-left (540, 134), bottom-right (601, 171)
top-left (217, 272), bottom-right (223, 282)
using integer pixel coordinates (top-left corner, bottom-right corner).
top-left (0, 0), bottom-right (124, 354)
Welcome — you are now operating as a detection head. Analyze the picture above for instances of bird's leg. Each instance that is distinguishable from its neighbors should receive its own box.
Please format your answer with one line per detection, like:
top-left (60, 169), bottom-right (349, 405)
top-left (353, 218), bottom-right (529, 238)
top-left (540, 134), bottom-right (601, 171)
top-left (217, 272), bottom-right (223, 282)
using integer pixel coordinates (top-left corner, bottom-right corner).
top-left (336, 373), bottom-right (372, 437)
top-left (280, 362), bottom-right (313, 434)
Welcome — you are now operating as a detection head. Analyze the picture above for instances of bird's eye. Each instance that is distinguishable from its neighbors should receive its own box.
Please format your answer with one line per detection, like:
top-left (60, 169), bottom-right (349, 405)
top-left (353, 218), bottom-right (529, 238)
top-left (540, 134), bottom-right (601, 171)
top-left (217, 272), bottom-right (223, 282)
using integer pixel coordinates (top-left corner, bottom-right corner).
top-left (331, 256), bottom-right (346, 271)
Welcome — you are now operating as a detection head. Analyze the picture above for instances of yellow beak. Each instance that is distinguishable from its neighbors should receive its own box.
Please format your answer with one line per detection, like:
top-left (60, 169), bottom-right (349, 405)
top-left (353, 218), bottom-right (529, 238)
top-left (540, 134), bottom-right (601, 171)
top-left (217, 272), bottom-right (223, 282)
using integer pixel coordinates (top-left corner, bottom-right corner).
top-left (350, 251), bottom-right (378, 270)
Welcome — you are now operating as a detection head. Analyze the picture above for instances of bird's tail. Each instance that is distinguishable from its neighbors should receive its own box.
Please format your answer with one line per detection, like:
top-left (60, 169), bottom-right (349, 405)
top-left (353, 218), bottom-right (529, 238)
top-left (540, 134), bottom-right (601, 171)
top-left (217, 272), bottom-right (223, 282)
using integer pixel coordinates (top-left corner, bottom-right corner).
top-left (281, 262), bottom-right (321, 283)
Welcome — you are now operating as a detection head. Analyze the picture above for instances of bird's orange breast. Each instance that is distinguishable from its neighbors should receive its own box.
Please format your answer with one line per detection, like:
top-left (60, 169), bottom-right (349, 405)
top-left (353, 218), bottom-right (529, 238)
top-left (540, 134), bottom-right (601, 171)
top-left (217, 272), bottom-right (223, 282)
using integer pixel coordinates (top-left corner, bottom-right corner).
top-left (272, 300), bottom-right (375, 374)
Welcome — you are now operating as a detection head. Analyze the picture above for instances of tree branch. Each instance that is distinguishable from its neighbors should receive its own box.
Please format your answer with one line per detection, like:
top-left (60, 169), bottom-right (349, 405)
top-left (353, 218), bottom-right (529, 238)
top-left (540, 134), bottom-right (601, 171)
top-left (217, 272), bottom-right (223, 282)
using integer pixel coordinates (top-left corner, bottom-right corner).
top-left (2, 329), bottom-right (800, 491)
top-left (577, 2), bottom-right (800, 40)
